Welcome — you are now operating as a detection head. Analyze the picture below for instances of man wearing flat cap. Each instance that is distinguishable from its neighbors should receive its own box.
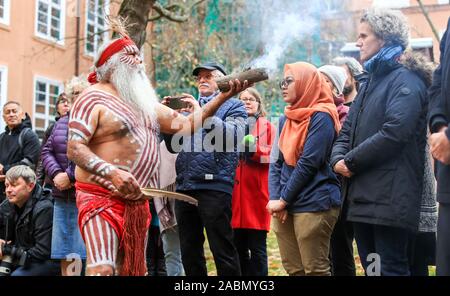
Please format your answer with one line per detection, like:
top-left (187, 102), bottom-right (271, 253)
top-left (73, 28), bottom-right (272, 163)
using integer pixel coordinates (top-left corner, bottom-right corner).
top-left (163, 62), bottom-right (247, 276)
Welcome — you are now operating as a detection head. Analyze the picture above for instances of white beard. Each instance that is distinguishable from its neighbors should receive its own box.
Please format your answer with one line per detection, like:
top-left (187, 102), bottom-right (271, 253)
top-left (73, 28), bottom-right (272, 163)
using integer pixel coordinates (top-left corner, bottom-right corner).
top-left (109, 57), bottom-right (158, 127)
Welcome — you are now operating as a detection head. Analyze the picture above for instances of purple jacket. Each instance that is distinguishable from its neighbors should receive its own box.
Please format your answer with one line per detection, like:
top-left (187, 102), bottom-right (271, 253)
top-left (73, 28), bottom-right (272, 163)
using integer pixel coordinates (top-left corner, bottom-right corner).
top-left (41, 114), bottom-right (76, 200)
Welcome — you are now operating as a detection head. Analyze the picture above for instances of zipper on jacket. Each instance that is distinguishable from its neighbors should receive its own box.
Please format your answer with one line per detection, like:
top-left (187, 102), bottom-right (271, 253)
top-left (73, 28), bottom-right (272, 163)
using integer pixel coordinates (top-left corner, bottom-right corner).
top-left (351, 77), bottom-right (373, 149)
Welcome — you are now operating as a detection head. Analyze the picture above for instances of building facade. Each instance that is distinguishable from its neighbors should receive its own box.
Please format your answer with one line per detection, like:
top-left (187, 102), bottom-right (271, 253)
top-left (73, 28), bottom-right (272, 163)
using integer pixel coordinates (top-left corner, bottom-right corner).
top-left (321, 0), bottom-right (450, 63)
top-left (0, 0), bottom-right (121, 137)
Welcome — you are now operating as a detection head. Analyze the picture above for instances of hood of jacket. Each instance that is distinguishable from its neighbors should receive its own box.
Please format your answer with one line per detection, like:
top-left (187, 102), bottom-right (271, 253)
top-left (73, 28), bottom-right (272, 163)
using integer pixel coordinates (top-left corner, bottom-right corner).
top-left (368, 48), bottom-right (435, 88)
top-left (399, 50), bottom-right (435, 88)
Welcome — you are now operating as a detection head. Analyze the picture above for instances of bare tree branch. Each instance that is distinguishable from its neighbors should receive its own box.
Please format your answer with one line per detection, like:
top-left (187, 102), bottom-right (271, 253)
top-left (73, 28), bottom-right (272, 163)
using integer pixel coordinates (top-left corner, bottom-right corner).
top-left (148, 0), bottom-right (206, 23)
top-left (416, 0), bottom-right (441, 42)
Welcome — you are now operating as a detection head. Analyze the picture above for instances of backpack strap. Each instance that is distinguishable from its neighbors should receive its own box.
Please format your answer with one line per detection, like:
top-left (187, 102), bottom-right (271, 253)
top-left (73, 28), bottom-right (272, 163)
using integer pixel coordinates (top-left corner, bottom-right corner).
top-left (18, 127), bottom-right (32, 150)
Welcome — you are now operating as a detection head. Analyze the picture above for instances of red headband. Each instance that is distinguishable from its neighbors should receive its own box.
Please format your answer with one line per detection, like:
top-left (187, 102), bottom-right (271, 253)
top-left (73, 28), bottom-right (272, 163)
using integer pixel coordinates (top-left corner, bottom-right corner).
top-left (88, 36), bottom-right (137, 84)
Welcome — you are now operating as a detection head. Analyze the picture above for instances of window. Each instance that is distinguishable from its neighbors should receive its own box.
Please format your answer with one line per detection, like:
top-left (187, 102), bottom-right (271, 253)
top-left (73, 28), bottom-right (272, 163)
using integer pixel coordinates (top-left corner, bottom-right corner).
top-left (85, 0), bottom-right (109, 56)
top-left (33, 77), bottom-right (63, 138)
top-left (0, 66), bottom-right (8, 131)
top-left (0, 0), bottom-right (10, 25)
top-left (437, 0), bottom-right (449, 5)
top-left (35, 0), bottom-right (66, 44)
top-left (323, 0), bottom-right (341, 12)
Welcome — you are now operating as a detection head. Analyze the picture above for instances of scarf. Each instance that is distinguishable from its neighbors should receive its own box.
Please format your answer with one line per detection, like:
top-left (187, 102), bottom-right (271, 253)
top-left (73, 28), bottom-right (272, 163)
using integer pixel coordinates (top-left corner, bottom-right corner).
top-left (198, 91), bottom-right (220, 106)
top-left (278, 62), bottom-right (341, 167)
top-left (363, 45), bottom-right (404, 74)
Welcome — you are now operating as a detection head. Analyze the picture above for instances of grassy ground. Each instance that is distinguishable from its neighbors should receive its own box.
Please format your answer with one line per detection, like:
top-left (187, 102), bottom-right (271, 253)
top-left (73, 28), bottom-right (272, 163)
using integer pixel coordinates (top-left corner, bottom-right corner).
top-left (205, 229), bottom-right (288, 276)
top-left (205, 229), bottom-right (436, 276)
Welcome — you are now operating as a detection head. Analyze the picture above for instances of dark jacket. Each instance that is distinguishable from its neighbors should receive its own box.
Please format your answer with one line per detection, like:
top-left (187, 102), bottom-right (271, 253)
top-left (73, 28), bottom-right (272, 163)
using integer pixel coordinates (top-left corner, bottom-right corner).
top-left (0, 114), bottom-right (40, 201)
top-left (36, 119), bottom-right (58, 186)
top-left (41, 114), bottom-right (76, 200)
top-left (331, 52), bottom-right (432, 232)
top-left (0, 184), bottom-right (54, 263)
top-left (269, 112), bottom-right (341, 213)
top-left (428, 18), bottom-right (450, 204)
top-left (163, 93), bottom-right (247, 195)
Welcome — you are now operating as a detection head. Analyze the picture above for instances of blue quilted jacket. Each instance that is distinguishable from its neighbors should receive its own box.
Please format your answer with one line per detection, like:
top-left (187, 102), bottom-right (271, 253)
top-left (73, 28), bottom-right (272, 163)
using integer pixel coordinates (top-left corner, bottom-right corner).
top-left (163, 93), bottom-right (247, 195)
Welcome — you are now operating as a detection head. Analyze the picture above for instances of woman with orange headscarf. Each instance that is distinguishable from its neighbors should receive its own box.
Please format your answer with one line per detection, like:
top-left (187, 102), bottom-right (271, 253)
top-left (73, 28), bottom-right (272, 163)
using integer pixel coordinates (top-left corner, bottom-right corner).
top-left (267, 62), bottom-right (342, 276)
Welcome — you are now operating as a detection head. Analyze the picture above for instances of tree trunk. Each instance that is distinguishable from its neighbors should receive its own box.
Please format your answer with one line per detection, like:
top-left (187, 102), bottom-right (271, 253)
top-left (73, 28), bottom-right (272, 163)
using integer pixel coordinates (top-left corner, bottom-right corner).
top-left (117, 0), bottom-right (155, 48)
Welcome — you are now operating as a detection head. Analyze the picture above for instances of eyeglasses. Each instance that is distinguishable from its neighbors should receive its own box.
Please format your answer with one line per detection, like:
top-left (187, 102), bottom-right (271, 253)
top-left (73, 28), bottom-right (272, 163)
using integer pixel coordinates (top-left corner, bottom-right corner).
top-left (240, 98), bottom-right (258, 103)
top-left (194, 74), bottom-right (217, 82)
top-left (279, 77), bottom-right (295, 89)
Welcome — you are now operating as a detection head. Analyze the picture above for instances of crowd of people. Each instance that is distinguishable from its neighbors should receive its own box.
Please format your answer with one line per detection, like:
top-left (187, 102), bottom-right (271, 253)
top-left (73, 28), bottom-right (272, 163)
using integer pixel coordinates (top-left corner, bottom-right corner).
top-left (0, 7), bottom-right (449, 276)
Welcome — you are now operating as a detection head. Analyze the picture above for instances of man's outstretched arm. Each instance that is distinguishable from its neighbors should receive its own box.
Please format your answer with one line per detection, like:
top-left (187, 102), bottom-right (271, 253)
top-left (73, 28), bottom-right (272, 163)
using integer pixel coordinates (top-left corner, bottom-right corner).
top-left (158, 79), bottom-right (250, 135)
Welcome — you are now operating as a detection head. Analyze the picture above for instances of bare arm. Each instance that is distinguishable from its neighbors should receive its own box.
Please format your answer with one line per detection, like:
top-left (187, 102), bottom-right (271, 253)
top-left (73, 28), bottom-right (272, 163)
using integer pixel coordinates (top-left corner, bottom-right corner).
top-left (158, 79), bottom-right (249, 135)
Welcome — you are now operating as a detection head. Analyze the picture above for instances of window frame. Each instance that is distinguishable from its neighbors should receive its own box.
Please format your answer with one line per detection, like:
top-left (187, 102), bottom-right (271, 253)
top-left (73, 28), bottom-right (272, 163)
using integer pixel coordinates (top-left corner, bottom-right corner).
top-left (0, 0), bottom-right (11, 26)
top-left (323, 0), bottom-right (341, 13)
top-left (34, 0), bottom-right (66, 45)
top-left (372, 0), bottom-right (410, 8)
top-left (0, 65), bottom-right (8, 132)
top-left (33, 76), bottom-right (64, 136)
top-left (84, 0), bottom-right (110, 57)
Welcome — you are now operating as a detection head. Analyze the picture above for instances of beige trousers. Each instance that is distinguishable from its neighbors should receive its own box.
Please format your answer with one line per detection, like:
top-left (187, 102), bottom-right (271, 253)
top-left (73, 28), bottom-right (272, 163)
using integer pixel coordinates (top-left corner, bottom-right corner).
top-left (273, 207), bottom-right (340, 276)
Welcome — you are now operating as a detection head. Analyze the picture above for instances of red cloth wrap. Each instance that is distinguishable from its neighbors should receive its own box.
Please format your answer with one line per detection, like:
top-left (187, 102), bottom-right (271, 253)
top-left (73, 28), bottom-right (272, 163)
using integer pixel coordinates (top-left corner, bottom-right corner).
top-left (88, 36), bottom-right (136, 84)
top-left (76, 181), bottom-right (150, 276)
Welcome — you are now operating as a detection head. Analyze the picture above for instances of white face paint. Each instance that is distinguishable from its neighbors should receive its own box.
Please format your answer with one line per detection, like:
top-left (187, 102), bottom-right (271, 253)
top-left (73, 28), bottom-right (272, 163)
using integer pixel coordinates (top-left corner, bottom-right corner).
top-left (107, 54), bottom-right (159, 127)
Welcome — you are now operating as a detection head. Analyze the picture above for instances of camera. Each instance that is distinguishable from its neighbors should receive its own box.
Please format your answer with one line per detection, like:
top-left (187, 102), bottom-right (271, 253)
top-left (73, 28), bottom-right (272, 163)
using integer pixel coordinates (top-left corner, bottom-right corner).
top-left (0, 244), bottom-right (28, 276)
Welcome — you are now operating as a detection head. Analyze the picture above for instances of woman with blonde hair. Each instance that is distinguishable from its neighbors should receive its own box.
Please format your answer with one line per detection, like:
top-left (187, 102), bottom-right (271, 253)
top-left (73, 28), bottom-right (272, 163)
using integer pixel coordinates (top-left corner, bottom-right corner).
top-left (232, 87), bottom-right (275, 276)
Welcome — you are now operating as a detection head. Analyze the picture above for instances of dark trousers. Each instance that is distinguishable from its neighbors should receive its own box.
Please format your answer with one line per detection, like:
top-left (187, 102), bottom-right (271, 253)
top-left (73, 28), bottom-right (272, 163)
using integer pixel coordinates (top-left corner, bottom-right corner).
top-left (408, 232), bottom-right (436, 276)
top-left (11, 260), bottom-right (60, 276)
top-left (437, 203), bottom-right (450, 276)
top-left (353, 222), bottom-right (410, 276)
top-left (330, 211), bottom-right (356, 276)
top-left (146, 225), bottom-right (167, 276)
top-left (234, 229), bottom-right (268, 276)
top-left (175, 189), bottom-right (241, 276)
top-left (146, 201), bottom-right (166, 276)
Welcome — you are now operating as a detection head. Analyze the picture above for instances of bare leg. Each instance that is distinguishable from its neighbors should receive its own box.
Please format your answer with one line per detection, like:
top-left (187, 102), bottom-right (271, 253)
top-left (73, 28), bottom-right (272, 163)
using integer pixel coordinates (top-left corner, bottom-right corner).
top-left (83, 215), bottom-right (119, 276)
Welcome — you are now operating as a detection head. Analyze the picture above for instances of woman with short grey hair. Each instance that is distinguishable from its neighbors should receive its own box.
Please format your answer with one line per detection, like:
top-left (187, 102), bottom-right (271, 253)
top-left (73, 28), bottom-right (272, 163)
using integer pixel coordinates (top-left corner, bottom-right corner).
top-left (331, 8), bottom-right (433, 276)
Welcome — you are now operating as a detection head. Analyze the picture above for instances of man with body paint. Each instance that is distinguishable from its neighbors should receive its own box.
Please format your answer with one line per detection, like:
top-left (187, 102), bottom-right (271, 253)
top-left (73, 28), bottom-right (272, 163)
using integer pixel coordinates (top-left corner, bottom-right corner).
top-left (67, 21), bottom-right (249, 276)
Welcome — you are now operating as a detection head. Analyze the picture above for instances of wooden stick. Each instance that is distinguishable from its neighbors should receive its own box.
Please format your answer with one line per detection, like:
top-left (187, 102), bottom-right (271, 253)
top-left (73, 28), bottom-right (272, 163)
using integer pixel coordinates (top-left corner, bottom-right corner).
top-left (215, 68), bottom-right (269, 92)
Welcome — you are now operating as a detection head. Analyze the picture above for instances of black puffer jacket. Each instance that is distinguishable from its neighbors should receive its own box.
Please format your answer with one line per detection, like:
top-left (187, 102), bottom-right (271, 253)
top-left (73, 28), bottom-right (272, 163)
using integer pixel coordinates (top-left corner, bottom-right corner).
top-left (428, 17), bottom-right (450, 204)
top-left (0, 114), bottom-right (41, 201)
top-left (0, 184), bottom-right (53, 263)
top-left (331, 52), bottom-right (433, 232)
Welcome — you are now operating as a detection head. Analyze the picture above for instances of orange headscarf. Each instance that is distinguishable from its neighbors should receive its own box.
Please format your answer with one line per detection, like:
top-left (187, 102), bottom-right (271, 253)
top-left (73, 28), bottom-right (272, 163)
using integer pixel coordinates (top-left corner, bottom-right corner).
top-left (279, 62), bottom-right (341, 166)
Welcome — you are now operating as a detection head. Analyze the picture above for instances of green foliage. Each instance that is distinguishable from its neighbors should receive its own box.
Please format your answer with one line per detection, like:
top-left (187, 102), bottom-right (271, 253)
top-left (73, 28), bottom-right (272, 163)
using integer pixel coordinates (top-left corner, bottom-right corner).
top-left (150, 0), bottom-right (332, 117)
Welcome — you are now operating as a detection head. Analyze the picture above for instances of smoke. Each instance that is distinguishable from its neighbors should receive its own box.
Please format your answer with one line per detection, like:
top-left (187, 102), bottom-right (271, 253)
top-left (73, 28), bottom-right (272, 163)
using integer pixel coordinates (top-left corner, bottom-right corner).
top-left (243, 0), bottom-right (325, 77)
